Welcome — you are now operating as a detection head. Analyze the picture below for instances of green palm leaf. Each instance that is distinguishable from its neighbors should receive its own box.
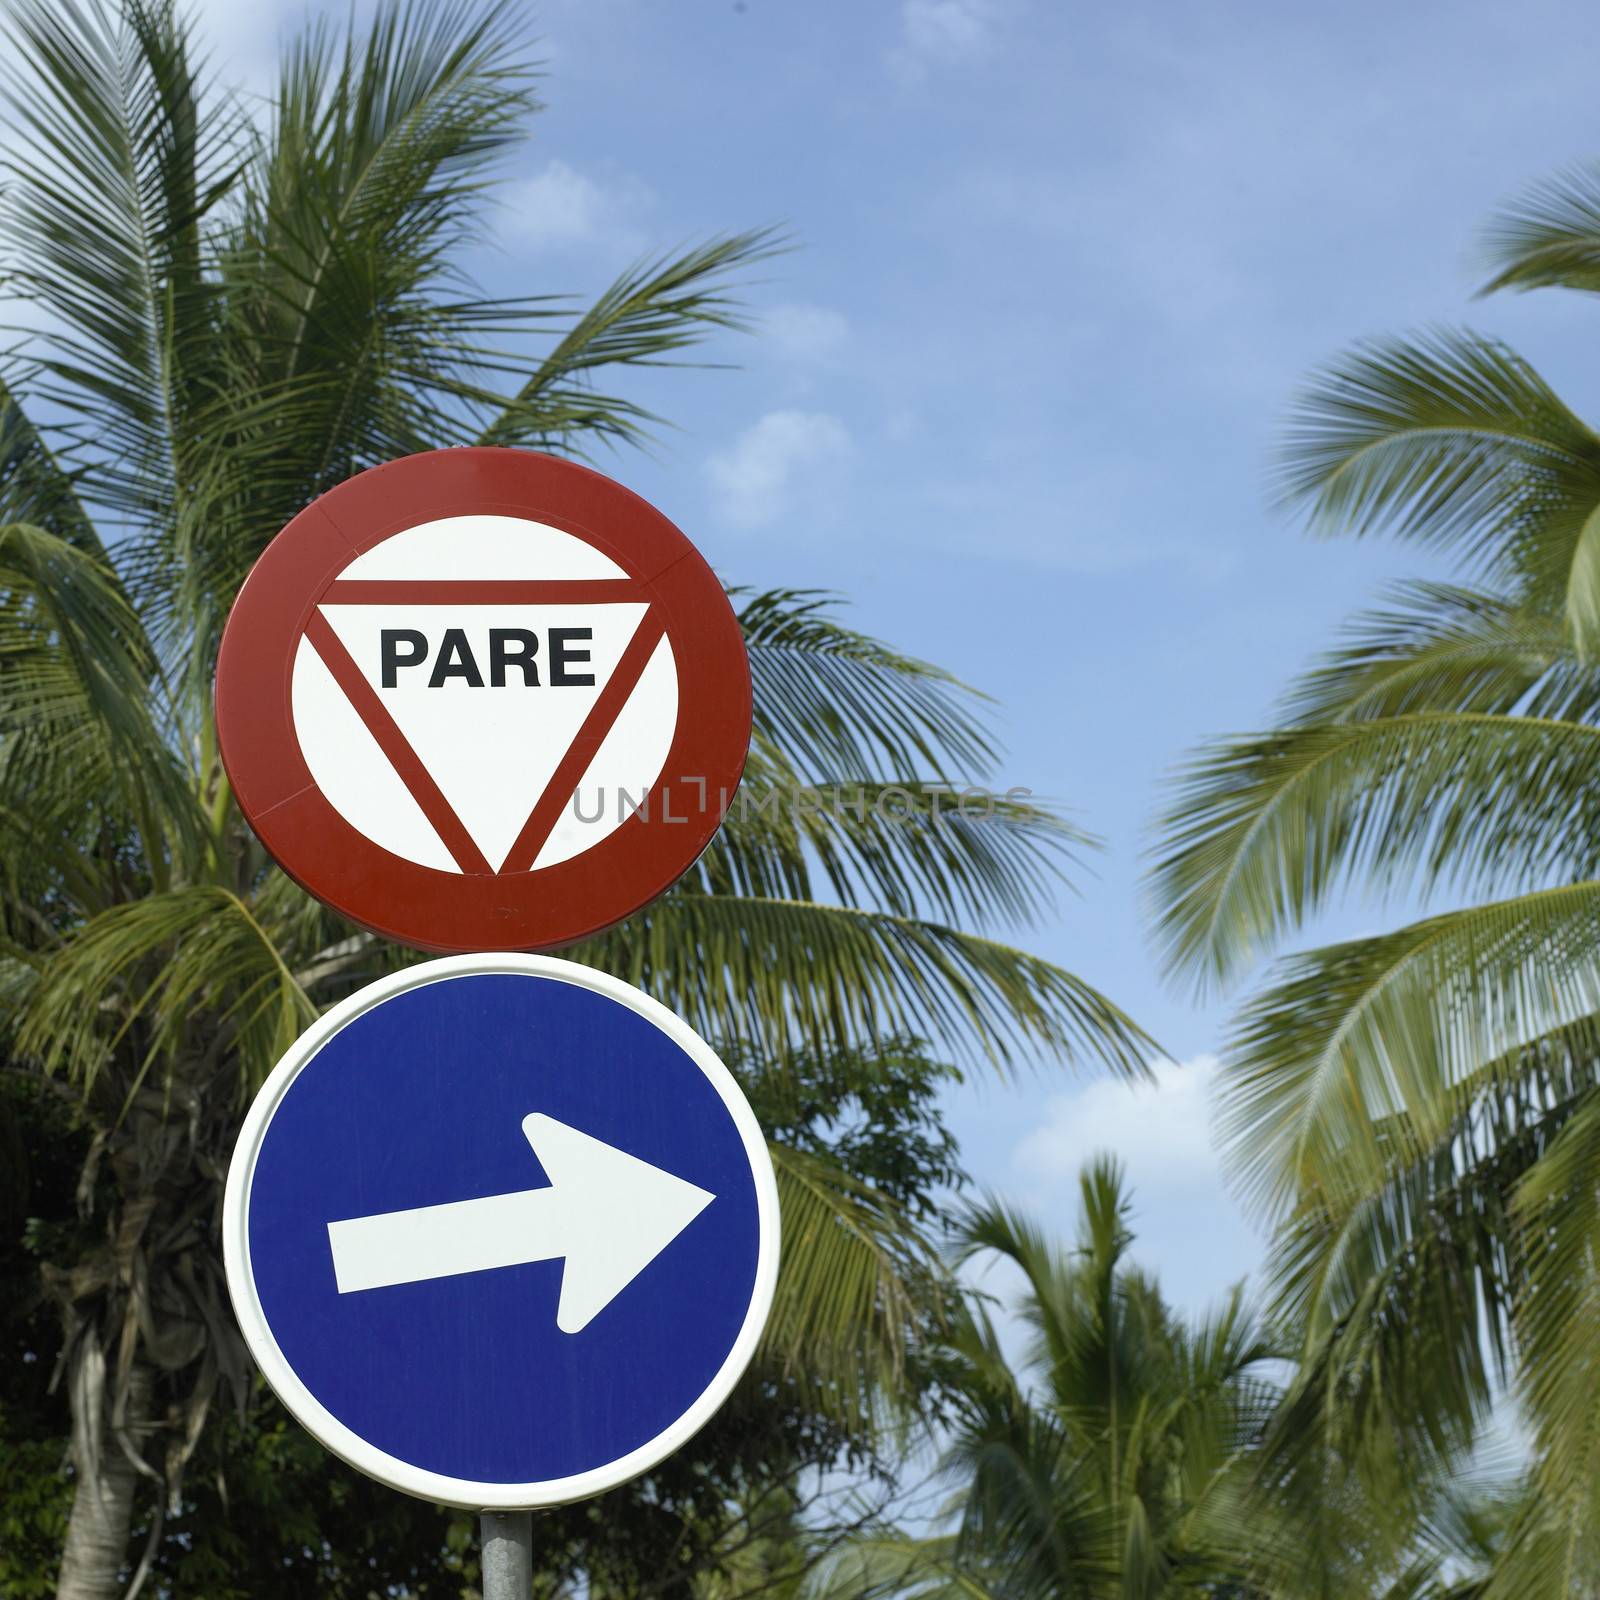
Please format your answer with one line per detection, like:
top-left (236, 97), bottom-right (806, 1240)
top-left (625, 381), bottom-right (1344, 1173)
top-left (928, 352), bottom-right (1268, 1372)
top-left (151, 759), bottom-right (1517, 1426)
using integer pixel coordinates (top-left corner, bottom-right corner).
top-left (1280, 581), bottom-right (1593, 725)
top-left (234, 0), bottom-right (535, 460)
top-left (1220, 887), bottom-right (1600, 1216)
top-left (1, 0), bottom-right (241, 503)
top-left (16, 885), bottom-right (317, 1098)
top-left (1262, 1137), bottom-right (1524, 1469)
top-left (1279, 329), bottom-right (1600, 645)
top-left (897, 1164), bottom-right (1284, 1599)
top-left (0, 374), bottom-right (101, 555)
top-left (1496, 1091), bottom-right (1600, 1599)
top-left (701, 756), bottom-right (1084, 930)
top-left (573, 892), bottom-right (1155, 1080)
top-left (1480, 162), bottom-right (1600, 297)
top-left (0, 519), bottom-right (200, 900)
top-left (742, 589), bottom-right (1001, 781)
top-left (1152, 711), bottom-right (1600, 991)
top-left (761, 1142), bottom-right (944, 1434)
top-left (478, 229), bottom-right (785, 453)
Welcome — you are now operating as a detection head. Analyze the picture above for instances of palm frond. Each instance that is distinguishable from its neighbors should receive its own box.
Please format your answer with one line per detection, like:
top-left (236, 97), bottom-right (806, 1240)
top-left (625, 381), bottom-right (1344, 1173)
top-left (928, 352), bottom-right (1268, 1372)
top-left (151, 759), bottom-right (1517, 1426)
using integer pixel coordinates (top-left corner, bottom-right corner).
top-left (955, 1177), bottom-right (1138, 1401)
top-left (1278, 330), bottom-right (1600, 640)
top-left (0, 0), bottom-right (241, 509)
top-left (1219, 886), bottom-right (1600, 1217)
top-left (761, 1141), bottom-right (947, 1438)
top-left (16, 885), bottom-right (317, 1099)
top-left (572, 891), bottom-right (1158, 1080)
top-left (238, 0), bottom-right (536, 436)
top-left (1261, 1141), bottom-right (1523, 1473)
top-left (0, 519), bottom-right (200, 900)
top-left (1500, 1090), bottom-right (1600, 1600)
top-left (698, 746), bottom-right (1084, 931)
top-left (799, 1535), bottom-right (982, 1600)
top-left (1483, 1482), bottom-right (1600, 1600)
top-left (1480, 162), bottom-right (1600, 297)
top-left (697, 590), bottom-right (1092, 928)
top-left (741, 589), bottom-right (1003, 781)
top-left (1280, 580), bottom-right (1598, 725)
top-left (941, 1376), bottom-right (1111, 1600)
top-left (927, 1163), bottom-right (1280, 1600)
top-left (1150, 710), bottom-right (1600, 990)
top-left (1410, 1470), bottom-right (1524, 1598)
top-left (0, 372), bottom-right (101, 556)
top-left (477, 228), bottom-right (784, 452)
top-left (951, 1195), bottom-right (1069, 1302)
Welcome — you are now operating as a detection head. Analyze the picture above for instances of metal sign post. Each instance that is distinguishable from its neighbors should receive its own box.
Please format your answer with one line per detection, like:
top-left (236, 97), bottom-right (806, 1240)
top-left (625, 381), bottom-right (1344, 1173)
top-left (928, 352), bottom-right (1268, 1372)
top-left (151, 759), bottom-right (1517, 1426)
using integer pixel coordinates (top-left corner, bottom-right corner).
top-left (480, 1511), bottom-right (533, 1599)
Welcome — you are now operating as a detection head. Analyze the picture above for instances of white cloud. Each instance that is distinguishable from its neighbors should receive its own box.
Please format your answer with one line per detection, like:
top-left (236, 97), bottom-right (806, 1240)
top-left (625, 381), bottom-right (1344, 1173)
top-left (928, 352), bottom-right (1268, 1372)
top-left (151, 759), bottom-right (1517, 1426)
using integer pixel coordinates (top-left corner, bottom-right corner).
top-left (1017, 1054), bottom-right (1222, 1193)
top-left (498, 159), bottom-right (651, 255)
top-left (763, 303), bottom-right (850, 365)
top-left (1008, 1056), bottom-right (1265, 1309)
top-left (891, 0), bottom-right (1004, 81)
top-left (705, 409), bottom-right (851, 529)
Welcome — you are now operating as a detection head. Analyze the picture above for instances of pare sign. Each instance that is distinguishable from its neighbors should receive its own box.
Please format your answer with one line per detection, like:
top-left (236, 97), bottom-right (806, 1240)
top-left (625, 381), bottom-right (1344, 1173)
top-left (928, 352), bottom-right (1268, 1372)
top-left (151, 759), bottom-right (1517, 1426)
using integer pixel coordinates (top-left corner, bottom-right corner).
top-left (215, 450), bottom-right (751, 953)
top-left (374, 624), bottom-right (600, 689)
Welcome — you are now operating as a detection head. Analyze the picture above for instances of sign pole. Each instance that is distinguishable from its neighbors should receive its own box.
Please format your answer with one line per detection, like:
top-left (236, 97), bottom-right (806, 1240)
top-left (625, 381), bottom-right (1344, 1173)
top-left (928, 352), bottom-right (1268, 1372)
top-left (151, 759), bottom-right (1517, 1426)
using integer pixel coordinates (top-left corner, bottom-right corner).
top-left (480, 1510), bottom-right (532, 1599)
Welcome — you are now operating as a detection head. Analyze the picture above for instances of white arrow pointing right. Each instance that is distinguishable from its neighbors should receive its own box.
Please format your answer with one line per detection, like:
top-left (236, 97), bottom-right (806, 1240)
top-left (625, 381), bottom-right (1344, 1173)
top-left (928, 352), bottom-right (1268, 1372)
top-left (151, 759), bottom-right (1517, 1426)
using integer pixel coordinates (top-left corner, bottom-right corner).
top-left (325, 1114), bottom-right (716, 1333)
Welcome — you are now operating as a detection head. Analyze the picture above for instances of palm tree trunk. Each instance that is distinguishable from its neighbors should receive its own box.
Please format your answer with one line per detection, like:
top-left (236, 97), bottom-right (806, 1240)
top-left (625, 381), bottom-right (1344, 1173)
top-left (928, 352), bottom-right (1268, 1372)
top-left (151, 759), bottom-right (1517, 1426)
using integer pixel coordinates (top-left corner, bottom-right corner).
top-left (55, 1364), bottom-right (153, 1600)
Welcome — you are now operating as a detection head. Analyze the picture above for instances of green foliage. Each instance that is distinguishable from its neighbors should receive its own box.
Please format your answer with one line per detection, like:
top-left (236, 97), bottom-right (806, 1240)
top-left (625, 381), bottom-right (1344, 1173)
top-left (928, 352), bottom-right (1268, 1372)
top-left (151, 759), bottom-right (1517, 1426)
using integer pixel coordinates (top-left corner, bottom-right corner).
top-left (0, 1039), bottom-right (972, 1599)
top-left (1480, 162), bottom-right (1600, 296)
top-left (811, 1164), bottom-right (1536, 1600)
top-left (815, 1163), bottom-right (1290, 1599)
top-left (1148, 160), bottom-right (1600, 1597)
top-left (931, 1162), bottom-right (1281, 1599)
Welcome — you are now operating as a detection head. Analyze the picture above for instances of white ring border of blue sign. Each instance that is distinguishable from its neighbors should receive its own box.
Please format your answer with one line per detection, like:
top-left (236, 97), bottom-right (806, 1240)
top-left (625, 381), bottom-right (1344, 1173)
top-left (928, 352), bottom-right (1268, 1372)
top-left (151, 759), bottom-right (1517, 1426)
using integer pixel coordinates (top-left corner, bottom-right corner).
top-left (222, 952), bottom-right (781, 1511)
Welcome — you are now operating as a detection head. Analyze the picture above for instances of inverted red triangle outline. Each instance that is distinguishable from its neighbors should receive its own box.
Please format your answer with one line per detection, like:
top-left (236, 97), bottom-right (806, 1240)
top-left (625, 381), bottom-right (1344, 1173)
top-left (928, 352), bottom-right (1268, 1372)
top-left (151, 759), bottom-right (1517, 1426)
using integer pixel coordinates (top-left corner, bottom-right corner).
top-left (303, 583), bottom-right (668, 876)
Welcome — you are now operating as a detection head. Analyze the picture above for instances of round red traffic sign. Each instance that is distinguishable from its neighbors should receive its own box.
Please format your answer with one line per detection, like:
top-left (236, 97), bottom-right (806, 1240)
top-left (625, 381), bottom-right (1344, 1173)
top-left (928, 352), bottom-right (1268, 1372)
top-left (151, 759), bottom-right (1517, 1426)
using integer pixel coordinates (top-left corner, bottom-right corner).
top-left (216, 449), bottom-right (750, 953)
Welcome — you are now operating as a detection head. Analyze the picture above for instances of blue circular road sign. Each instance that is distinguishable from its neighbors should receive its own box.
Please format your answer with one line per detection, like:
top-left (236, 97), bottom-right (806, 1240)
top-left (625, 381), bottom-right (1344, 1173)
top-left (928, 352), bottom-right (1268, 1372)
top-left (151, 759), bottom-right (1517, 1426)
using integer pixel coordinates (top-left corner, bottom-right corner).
top-left (222, 955), bottom-right (780, 1509)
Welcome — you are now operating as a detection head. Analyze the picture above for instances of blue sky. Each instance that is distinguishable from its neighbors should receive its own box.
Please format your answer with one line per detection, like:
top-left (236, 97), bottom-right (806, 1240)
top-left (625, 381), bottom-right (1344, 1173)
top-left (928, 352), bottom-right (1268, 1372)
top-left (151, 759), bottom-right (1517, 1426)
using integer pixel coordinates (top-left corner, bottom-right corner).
top-left (196, 0), bottom-right (1600, 1313)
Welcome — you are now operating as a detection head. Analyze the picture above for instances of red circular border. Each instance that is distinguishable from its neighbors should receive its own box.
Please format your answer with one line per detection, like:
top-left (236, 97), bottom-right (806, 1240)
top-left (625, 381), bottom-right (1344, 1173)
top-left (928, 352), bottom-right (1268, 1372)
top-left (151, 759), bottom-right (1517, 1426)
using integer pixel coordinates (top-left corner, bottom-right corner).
top-left (215, 449), bottom-right (750, 953)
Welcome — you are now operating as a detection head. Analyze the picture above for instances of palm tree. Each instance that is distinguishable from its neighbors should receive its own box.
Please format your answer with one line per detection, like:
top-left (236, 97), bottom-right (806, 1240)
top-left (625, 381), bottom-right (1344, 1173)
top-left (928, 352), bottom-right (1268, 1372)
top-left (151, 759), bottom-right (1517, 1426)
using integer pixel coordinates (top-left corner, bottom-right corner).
top-left (827, 1161), bottom-right (1284, 1599)
top-left (810, 1169), bottom-right (1514, 1600)
top-left (940, 1164), bottom-right (1277, 1597)
top-left (0, 3), bottom-right (1154, 1595)
top-left (1147, 163), bottom-right (1600, 1597)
